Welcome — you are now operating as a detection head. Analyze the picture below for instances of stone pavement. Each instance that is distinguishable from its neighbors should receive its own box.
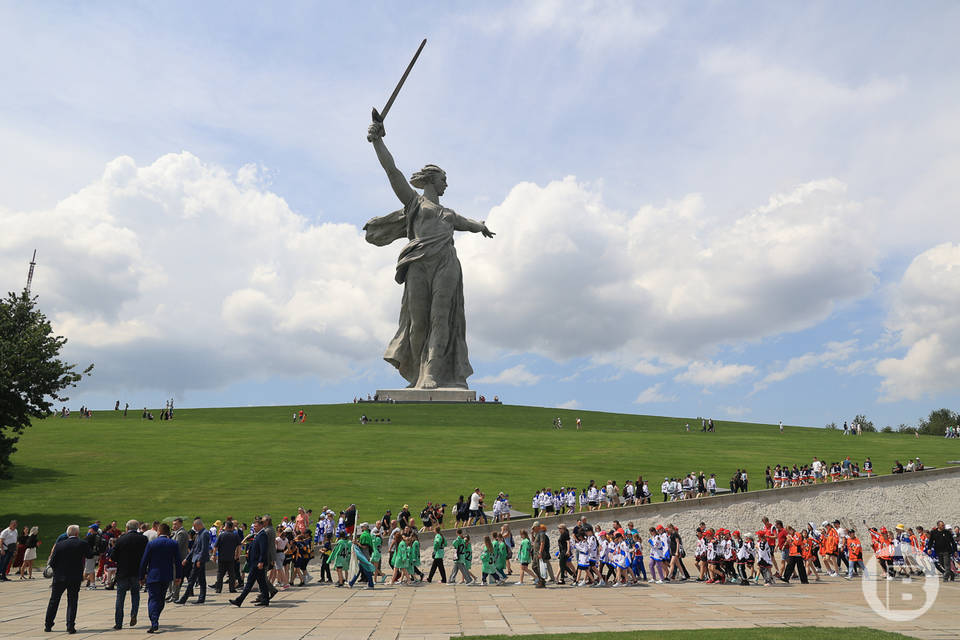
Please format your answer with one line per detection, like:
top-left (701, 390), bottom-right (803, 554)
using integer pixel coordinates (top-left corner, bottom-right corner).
top-left (1, 575), bottom-right (957, 640)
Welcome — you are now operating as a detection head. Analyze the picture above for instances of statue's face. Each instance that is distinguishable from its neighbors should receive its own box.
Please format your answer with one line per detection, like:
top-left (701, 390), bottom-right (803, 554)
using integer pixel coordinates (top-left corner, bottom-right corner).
top-left (434, 174), bottom-right (447, 196)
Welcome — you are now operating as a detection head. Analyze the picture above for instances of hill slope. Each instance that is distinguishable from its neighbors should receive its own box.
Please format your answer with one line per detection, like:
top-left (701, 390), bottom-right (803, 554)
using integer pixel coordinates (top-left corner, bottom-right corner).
top-left (1, 404), bottom-right (953, 537)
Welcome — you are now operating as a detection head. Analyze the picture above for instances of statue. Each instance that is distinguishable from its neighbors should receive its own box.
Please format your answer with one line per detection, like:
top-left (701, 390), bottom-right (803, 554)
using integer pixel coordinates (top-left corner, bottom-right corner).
top-left (364, 120), bottom-right (494, 389)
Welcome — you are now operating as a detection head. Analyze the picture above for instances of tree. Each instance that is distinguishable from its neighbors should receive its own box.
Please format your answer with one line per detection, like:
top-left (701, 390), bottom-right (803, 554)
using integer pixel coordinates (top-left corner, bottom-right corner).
top-left (917, 408), bottom-right (957, 436)
top-left (0, 289), bottom-right (93, 478)
top-left (852, 414), bottom-right (876, 433)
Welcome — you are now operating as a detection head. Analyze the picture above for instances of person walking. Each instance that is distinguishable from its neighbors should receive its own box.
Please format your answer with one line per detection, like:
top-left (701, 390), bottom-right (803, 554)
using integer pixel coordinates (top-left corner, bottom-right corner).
top-left (231, 518), bottom-right (273, 607)
top-left (556, 524), bottom-right (576, 584)
top-left (111, 520), bottom-right (147, 630)
top-left (167, 518), bottom-right (190, 602)
top-left (176, 518), bottom-right (210, 604)
top-left (139, 523), bottom-right (182, 633)
top-left (44, 525), bottom-right (94, 633)
top-left (926, 521), bottom-right (957, 581)
top-left (211, 520), bottom-right (242, 592)
top-left (534, 524), bottom-right (554, 587)
top-left (426, 525), bottom-right (447, 583)
top-left (780, 528), bottom-right (809, 584)
top-left (0, 520), bottom-right (18, 581)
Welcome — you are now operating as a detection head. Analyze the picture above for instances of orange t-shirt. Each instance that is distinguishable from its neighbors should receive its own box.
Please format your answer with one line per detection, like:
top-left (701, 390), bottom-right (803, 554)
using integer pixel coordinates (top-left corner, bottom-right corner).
top-left (847, 538), bottom-right (862, 561)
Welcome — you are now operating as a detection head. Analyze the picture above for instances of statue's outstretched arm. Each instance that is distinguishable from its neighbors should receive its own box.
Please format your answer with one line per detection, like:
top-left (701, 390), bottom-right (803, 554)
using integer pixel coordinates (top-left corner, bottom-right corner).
top-left (368, 122), bottom-right (416, 206)
top-left (453, 213), bottom-right (495, 238)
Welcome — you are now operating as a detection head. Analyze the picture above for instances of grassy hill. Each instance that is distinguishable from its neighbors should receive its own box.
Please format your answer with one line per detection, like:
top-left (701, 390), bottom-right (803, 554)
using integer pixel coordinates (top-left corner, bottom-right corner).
top-left (1, 403), bottom-right (954, 538)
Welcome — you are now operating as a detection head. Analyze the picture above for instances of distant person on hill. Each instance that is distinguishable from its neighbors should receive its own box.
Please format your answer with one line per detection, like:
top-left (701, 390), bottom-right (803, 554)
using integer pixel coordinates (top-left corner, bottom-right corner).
top-left (577, 417), bottom-right (581, 430)
top-left (779, 420), bottom-right (784, 434)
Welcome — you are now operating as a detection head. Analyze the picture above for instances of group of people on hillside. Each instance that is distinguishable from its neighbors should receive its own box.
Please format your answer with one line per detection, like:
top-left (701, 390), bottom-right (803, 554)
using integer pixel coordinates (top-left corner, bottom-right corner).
top-left (765, 456), bottom-right (874, 487)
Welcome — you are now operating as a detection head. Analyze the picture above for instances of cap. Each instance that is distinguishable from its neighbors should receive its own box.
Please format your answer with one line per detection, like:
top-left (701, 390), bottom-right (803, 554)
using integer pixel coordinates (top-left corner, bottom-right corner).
top-left (733, 530), bottom-right (741, 536)
top-left (402, 504), bottom-right (409, 510)
top-left (214, 520), bottom-right (222, 527)
top-left (896, 523), bottom-right (905, 530)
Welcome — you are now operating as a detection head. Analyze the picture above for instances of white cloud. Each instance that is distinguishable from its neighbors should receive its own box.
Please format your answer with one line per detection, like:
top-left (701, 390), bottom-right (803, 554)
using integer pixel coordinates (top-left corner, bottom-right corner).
top-left (876, 243), bottom-right (960, 401)
top-left (474, 364), bottom-right (542, 387)
top-left (460, 176), bottom-right (876, 366)
top-left (0, 153), bottom-right (398, 394)
top-left (752, 340), bottom-right (857, 394)
top-left (720, 405), bottom-right (752, 419)
top-left (675, 360), bottom-right (755, 387)
top-left (472, 0), bottom-right (665, 55)
top-left (701, 48), bottom-right (904, 124)
top-left (0, 153), bottom-right (879, 399)
top-left (635, 383), bottom-right (676, 405)
top-left (558, 399), bottom-right (581, 410)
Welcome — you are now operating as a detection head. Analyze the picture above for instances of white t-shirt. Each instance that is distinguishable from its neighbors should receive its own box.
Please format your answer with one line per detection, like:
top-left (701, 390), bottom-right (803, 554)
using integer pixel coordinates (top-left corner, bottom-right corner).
top-left (0, 527), bottom-right (17, 549)
top-left (706, 478), bottom-right (717, 491)
top-left (144, 529), bottom-right (158, 542)
top-left (812, 460), bottom-right (822, 474)
top-left (469, 492), bottom-right (481, 510)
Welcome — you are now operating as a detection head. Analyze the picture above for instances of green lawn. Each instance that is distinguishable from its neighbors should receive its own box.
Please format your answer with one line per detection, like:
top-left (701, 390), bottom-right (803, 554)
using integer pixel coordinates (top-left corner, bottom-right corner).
top-left (460, 628), bottom-right (914, 640)
top-left (0, 403), bottom-right (954, 538)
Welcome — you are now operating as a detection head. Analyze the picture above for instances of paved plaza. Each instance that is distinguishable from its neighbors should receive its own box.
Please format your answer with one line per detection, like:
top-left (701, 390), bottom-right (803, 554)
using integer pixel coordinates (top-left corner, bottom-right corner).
top-left (2, 575), bottom-right (958, 640)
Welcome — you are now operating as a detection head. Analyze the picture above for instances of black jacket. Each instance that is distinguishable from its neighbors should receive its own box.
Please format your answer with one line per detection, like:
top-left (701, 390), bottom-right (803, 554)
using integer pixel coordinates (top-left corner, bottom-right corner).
top-left (927, 528), bottom-right (957, 554)
top-left (49, 536), bottom-right (94, 582)
top-left (112, 531), bottom-right (148, 579)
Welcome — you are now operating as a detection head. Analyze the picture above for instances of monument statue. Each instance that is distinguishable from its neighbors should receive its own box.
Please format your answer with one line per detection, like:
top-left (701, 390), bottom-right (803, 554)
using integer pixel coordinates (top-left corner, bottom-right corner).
top-left (364, 120), bottom-right (495, 390)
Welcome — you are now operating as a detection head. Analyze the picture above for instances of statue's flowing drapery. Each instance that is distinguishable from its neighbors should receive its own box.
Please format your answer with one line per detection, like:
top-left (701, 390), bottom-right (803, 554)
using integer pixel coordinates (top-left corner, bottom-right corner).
top-left (364, 195), bottom-right (473, 388)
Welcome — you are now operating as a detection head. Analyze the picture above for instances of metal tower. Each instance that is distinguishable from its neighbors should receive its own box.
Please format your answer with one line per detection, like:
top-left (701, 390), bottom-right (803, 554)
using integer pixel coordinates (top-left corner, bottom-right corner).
top-left (26, 249), bottom-right (37, 292)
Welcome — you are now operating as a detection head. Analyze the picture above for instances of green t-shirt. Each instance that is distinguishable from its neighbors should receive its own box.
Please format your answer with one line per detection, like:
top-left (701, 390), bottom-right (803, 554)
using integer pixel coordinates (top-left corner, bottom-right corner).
top-left (433, 533), bottom-right (446, 559)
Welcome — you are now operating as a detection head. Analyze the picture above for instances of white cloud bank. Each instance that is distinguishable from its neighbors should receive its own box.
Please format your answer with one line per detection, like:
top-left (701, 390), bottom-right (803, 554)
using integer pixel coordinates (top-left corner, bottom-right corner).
top-left (1, 154), bottom-right (879, 396)
top-left (474, 364), bottom-right (542, 387)
top-left (877, 243), bottom-right (960, 401)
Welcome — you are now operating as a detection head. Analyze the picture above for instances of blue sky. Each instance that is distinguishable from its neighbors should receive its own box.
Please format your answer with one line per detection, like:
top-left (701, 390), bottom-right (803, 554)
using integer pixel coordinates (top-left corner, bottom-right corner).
top-left (2, 1), bottom-right (959, 427)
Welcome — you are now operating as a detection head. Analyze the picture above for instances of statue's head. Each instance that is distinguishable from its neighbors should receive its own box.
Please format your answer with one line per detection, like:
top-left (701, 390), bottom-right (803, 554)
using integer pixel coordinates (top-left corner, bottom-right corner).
top-left (410, 164), bottom-right (447, 195)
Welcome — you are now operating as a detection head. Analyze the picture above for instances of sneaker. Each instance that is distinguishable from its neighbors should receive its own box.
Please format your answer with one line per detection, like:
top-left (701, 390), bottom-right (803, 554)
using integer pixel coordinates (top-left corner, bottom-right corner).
top-left (655, 579), bottom-right (663, 584)
top-left (514, 581), bottom-right (523, 585)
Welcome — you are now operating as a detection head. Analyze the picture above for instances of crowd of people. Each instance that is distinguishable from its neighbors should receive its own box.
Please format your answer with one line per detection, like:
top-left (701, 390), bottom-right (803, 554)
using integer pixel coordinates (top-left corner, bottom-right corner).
top-left (3, 502), bottom-right (958, 636)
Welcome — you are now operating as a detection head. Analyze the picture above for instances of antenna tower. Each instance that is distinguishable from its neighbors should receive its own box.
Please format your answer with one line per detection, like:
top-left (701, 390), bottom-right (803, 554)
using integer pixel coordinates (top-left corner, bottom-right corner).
top-left (26, 249), bottom-right (37, 293)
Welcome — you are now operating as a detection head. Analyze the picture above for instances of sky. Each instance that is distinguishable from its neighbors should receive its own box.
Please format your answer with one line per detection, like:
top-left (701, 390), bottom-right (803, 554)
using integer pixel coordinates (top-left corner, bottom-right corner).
top-left (2, 1), bottom-right (959, 428)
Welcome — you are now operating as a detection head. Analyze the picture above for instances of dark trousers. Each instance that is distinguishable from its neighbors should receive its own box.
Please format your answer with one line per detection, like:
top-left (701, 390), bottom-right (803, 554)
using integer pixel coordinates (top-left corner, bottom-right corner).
top-left (0, 548), bottom-right (14, 578)
top-left (146, 581), bottom-right (169, 628)
top-left (181, 562), bottom-right (206, 600)
top-left (214, 559), bottom-right (239, 591)
top-left (235, 566), bottom-right (270, 605)
top-left (938, 552), bottom-right (955, 580)
top-left (114, 576), bottom-right (140, 627)
top-left (557, 556), bottom-right (576, 582)
top-left (427, 558), bottom-right (446, 582)
top-left (781, 556), bottom-right (808, 583)
top-left (45, 579), bottom-right (80, 630)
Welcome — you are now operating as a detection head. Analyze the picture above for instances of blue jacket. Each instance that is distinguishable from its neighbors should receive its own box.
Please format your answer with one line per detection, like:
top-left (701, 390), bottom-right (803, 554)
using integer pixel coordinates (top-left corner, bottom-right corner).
top-left (249, 529), bottom-right (271, 566)
top-left (139, 535), bottom-right (182, 584)
top-left (189, 528), bottom-right (211, 564)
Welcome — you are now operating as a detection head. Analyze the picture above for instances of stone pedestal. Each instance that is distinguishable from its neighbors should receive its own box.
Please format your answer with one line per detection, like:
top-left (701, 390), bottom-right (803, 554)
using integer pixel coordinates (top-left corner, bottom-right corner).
top-left (375, 388), bottom-right (476, 403)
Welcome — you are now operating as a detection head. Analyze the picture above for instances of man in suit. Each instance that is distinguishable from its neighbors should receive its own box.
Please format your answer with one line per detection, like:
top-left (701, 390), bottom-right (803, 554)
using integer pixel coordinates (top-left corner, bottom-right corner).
top-left (139, 522), bottom-right (182, 634)
top-left (176, 518), bottom-right (210, 604)
top-left (211, 520), bottom-right (241, 593)
top-left (167, 517), bottom-right (189, 602)
top-left (111, 519), bottom-right (147, 630)
top-left (44, 524), bottom-right (94, 633)
top-left (230, 517), bottom-right (273, 607)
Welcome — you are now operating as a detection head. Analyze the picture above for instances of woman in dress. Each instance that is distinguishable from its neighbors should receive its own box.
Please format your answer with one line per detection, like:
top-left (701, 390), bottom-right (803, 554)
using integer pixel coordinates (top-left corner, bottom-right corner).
top-left (18, 527), bottom-right (39, 579)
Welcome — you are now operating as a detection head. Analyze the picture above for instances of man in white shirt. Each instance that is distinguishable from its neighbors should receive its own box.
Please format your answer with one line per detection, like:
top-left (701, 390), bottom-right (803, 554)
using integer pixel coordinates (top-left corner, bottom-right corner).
top-left (0, 520), bottom-right (18, 581)
top-left (660, 479), bottom-right (670, 503)
top-left (469, 489), bottom-right (483, 525)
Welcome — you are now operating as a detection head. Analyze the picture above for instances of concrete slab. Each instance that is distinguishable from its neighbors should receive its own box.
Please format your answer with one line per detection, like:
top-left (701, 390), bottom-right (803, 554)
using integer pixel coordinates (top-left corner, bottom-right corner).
top-left (3, 575), bottom-right (958, 639)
